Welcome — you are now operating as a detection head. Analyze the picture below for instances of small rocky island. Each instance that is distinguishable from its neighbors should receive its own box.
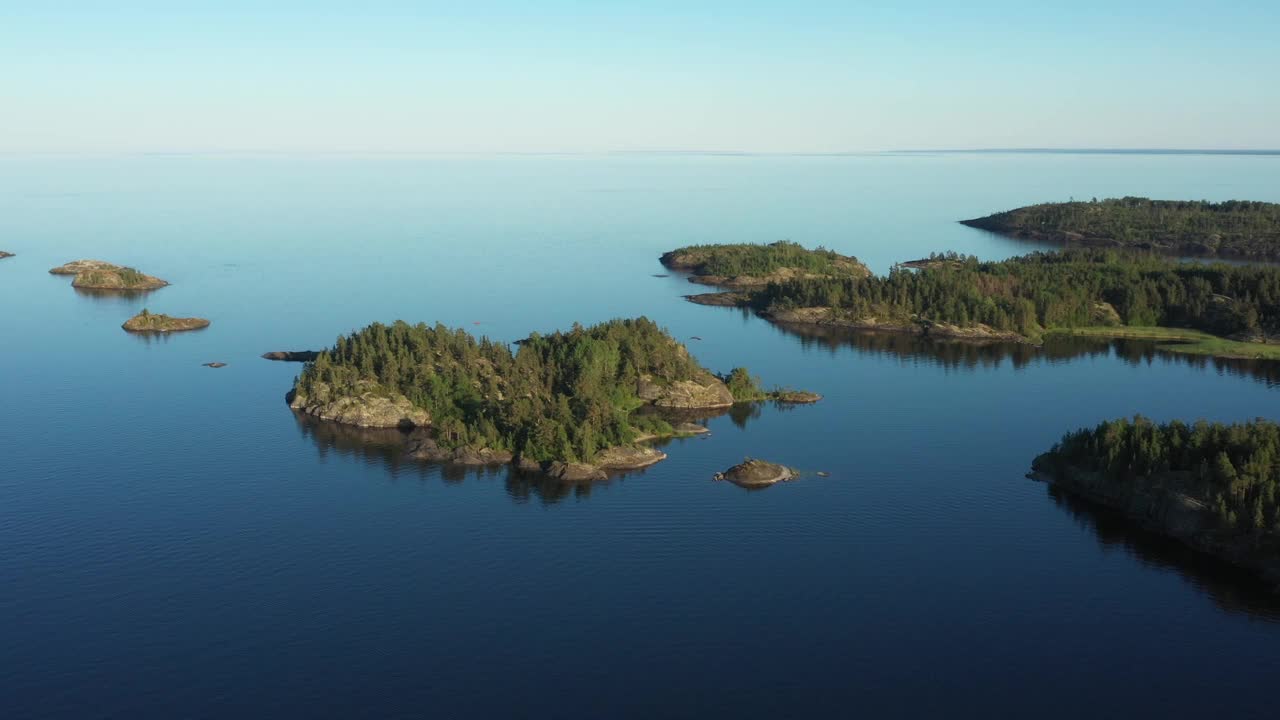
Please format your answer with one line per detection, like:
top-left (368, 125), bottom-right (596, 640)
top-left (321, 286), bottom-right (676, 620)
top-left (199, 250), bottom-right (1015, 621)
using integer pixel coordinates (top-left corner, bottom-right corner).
top-left (289, 317), bottom-right (817, 480)
top-left (714, 458), bottom-right (797, 489)
top-left (719, 368), bottom-right (822, 403)
top-left (1031, 416), bottom-right (1280, 588)
top-left (263, 351), bottom-right (320, 362)
top-left (661, 240), bottom-right (870, 287)
top-left (961, 197), bottom-right (1280, 259)
top-left (0, 251), bottom-right (13, 259)
top-left (50, 259), bottom-right (169, 290)
top-left (678, 247), bottom-right (1280, 360)
top-left (122, 309), bottom-right (210, 333)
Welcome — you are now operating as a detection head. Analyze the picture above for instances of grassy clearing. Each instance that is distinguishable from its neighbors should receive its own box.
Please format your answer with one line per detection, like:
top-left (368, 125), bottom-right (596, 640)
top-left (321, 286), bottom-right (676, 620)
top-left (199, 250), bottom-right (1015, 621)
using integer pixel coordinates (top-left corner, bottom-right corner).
top-left (1045, 326), bottom-right (1280, 360)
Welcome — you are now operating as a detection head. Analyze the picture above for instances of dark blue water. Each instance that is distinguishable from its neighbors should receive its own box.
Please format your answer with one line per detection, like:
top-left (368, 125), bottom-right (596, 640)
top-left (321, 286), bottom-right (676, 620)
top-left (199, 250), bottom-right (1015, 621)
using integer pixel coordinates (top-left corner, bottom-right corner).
top-left (2, 153), bottom-right (1279, 719)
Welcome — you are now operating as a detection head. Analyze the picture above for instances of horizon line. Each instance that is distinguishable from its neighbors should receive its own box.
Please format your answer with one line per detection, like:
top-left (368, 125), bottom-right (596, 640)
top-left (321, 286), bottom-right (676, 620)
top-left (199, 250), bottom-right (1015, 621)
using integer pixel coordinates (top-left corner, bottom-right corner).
top-left (1, 147), bottom-right (1278, 158)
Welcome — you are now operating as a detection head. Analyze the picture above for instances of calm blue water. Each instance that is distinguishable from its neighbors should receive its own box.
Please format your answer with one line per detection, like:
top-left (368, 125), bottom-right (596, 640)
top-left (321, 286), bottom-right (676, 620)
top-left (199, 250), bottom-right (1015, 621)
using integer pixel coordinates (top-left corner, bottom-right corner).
top-left (2, 153), bottom-right (1279, 719)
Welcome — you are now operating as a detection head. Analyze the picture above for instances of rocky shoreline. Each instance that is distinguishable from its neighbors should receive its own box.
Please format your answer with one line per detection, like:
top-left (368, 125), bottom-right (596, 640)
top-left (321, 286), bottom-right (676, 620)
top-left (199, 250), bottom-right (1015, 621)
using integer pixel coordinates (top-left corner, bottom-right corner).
top-left (291, 407), bottom-right (690, 483)
top-left (1029, 465), bottom-right (1280, 589)
top-left (961, 220), bottom-right (1221, 256)
top-left (685, 292), bottom-right (752, 307)
top-left (681, 289), bottom-right (1031, 344)
top-left (286, 404), bottom-right (686, 481)
top-left (289, 365), bottom-right (742, 481)
top-left (679, 266), bottom-right (862, 288)
top-left (959, 215), bottom-right (1280, 260)
top-left (763, 307), bottom-right (1027, 343)
top-left (689, 292), bottom-right (1276, 361)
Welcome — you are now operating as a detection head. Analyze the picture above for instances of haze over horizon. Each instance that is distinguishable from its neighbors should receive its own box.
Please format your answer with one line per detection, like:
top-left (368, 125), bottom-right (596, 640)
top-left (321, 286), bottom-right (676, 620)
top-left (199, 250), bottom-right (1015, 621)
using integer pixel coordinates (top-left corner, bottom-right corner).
top-left (3, 1), bottom-right (1278, 154)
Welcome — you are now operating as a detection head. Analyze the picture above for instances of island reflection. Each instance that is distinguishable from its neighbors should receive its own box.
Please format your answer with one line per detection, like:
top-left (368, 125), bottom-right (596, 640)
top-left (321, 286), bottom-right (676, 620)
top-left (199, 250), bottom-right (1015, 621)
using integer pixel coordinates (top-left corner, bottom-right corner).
top-left (291, 409), bottom-right (1280, 610)
top-left (1046, 485), bottom-right (1280, 620)
top-left (292, 408), bottom-right (734, 505)
top-left (71, 286), bottom-right (157, 304)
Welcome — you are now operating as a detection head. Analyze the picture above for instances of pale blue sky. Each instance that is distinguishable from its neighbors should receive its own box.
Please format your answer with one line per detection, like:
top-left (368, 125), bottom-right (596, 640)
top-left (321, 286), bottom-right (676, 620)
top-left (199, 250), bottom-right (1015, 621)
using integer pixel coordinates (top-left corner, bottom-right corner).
top-left (2, 1), bottom-right (1277, 153)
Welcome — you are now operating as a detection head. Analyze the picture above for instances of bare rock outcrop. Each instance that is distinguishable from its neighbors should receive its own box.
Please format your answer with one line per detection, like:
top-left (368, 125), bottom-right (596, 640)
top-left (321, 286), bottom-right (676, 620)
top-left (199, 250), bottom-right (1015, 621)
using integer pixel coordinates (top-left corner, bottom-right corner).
top-left (637, 373), bottom-right (734, 409)
top-left (405, 435), bottom-right (513, 465)
top-left (289, 381), bottom-right (430, 429)
top-left (593, 445), bottom-right (667, 470)
top-left (714, 458), bottom-right (797, 488)
top-left (49, 259), bottom-right (118, 275)
top-left (545, 461), bottom-right (609, 482)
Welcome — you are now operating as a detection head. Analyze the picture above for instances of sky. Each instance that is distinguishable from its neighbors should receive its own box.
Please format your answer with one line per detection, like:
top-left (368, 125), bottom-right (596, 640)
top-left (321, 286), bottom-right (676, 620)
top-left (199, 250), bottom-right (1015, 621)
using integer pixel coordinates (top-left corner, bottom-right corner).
top-left (2, 1), bottom-right (1278, 153)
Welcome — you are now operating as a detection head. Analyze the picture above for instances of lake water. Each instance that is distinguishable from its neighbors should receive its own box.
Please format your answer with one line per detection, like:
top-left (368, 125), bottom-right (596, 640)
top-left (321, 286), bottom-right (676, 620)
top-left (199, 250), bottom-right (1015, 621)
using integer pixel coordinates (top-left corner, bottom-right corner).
top-left (2, 152), bottom-right (1279, 719)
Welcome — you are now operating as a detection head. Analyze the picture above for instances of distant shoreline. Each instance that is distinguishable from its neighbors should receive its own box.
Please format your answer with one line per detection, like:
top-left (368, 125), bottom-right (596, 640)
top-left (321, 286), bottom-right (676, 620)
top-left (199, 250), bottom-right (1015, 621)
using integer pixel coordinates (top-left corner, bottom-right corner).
top-left (889, 148), bottom-right (1280, 156)
top-left (2, 148), bottom-right (1277, 159)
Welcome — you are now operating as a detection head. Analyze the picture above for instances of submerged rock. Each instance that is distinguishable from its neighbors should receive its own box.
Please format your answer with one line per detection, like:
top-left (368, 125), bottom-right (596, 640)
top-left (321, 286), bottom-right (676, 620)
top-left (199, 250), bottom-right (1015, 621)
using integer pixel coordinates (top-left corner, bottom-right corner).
top-left (122, 310), bottom-right (210, 333)
top-left (714, 458), bottom-right (797, 488)
top-left (673, 422), bottom-right (710, 436)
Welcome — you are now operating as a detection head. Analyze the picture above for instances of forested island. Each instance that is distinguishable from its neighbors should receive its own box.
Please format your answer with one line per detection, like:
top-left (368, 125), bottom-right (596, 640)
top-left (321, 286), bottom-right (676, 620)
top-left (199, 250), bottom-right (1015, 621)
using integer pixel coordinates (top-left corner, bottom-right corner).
top-left (961, 197), bottom-right (1280, 258)
top-left (50, 259), bottom-right (169, 291)
top-left (660, 240), bottom-right (870, 287)
top-left (290, 317), bottom-right (815, 480)
top-left (685, 249), bottom-right (1280, 360)
top-left (1031, 416), bottom-right (1280, 587)
top-left (122, 309), bottom-right (210, 333)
